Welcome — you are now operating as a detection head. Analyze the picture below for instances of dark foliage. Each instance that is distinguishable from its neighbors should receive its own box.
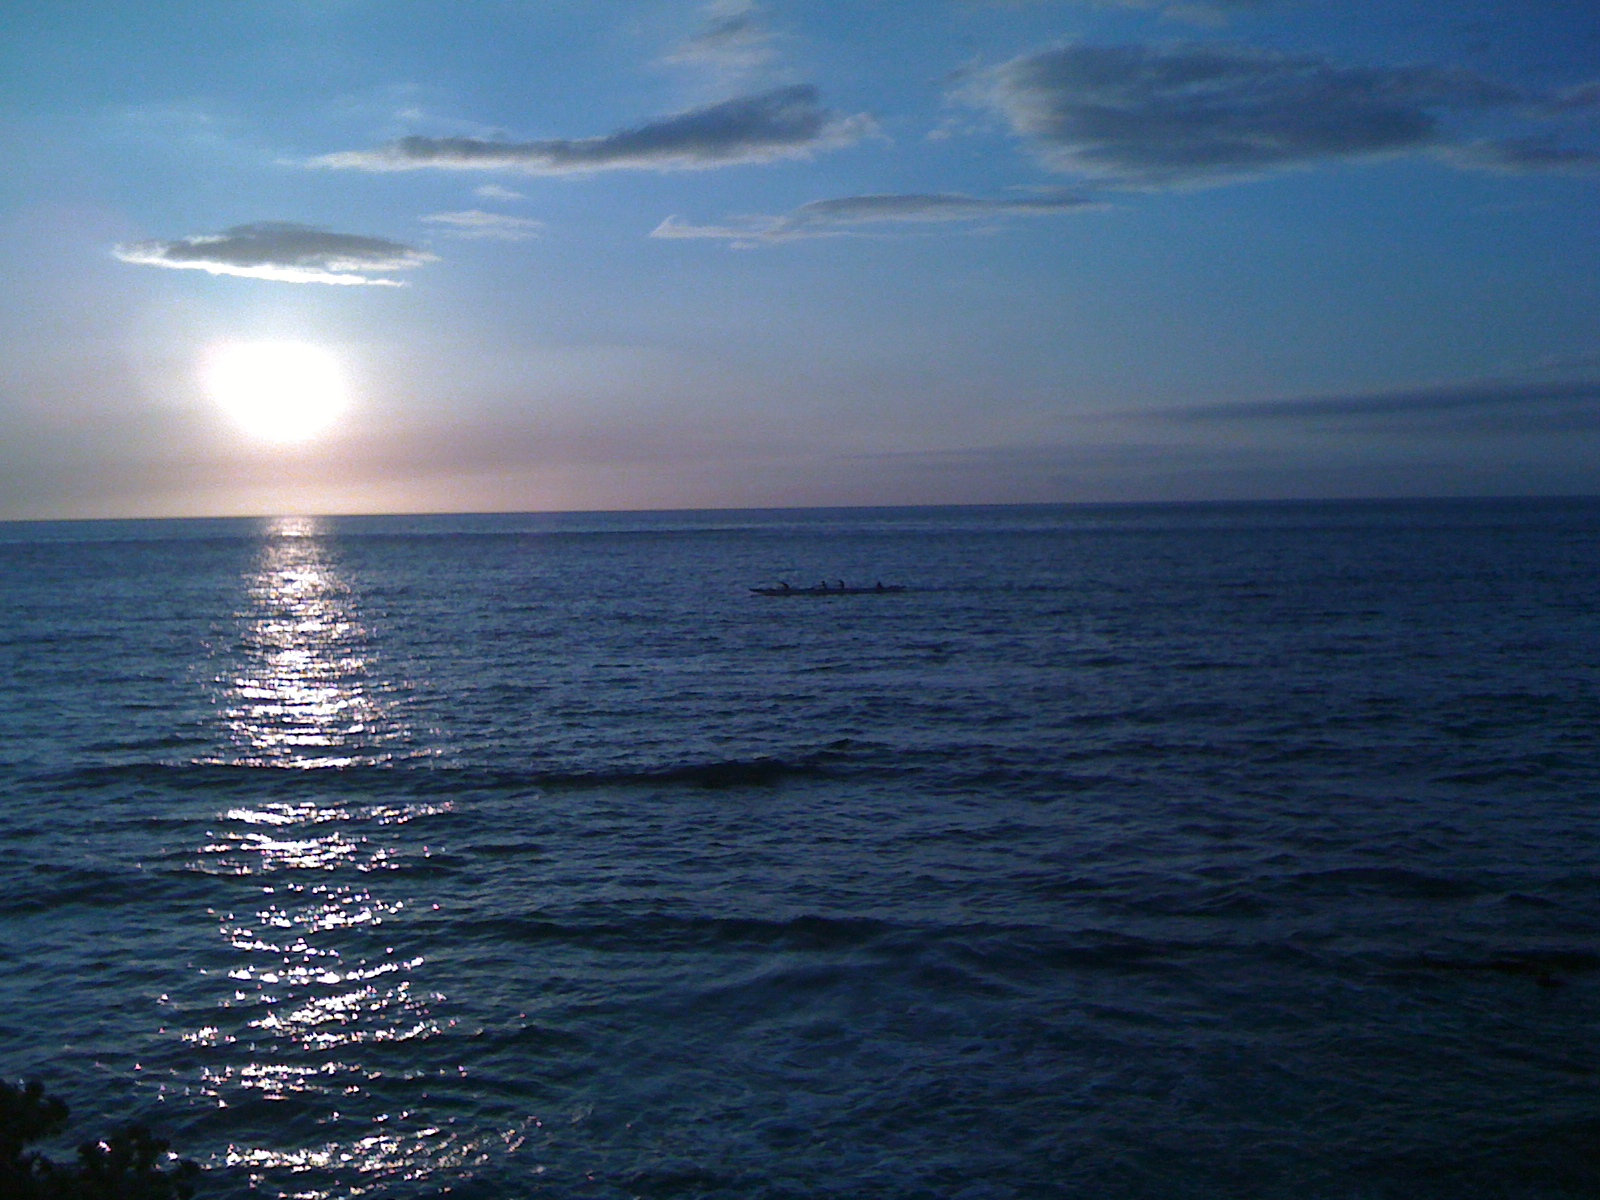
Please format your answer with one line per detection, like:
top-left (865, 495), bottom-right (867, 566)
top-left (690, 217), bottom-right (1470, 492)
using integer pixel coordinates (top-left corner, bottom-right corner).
top-left (0, 1080), bottom-right (199, 1200)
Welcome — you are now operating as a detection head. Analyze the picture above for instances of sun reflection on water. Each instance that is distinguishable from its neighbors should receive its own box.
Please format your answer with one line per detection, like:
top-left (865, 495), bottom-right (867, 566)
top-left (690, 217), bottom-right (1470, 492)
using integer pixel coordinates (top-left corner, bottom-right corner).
top-left (171, 519), bottom-right (525, 1196)
top-left (218, 516), bottom-right (403, 769)
top-left (179, 790), bottom-right (466, 1193)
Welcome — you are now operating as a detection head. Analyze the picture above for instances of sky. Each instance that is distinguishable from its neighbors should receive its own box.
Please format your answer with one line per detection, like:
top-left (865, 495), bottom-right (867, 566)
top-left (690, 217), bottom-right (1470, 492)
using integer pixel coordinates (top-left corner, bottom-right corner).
top-left (1, 0), bottom-right (1597, 519)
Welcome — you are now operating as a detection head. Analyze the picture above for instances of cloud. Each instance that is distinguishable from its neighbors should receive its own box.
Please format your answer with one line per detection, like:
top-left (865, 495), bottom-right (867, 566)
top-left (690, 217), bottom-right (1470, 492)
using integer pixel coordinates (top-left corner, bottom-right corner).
top-left (1069, 0), bottom-right (1274, 23)
top-left (662, 1), bottom-right (781, 89)
top-left (422, 210), bottom-right (546, 240)
top-left (474, 184), bottom-right (526, 200)
top-left (314, 85), bottom-right (872, 175)
top-left (961, 42), bottom-right (1526, 187)
top-left (979, 0), bottom-right (1271, 11)
top-left (112, 222), bottom-right (436, 285)
top-left (1529, 349), bottom-right (1600, 373)
top-left (652, 190), bottom-right (1095, 244)
top-left (1449, 137), bottom-right (1600, 174)
top-left (841, 436), bottom-right (1600, 502)
top-left (1544, 81), bottom-right (1600, 114)
top-left (1170, 378), bottom-right (1600, 433)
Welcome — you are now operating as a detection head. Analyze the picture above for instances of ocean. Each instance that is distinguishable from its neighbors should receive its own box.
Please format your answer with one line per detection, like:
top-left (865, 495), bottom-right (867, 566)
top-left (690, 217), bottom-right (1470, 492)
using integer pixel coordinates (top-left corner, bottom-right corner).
top-left (1, 499), bottom-right (1597, 1199)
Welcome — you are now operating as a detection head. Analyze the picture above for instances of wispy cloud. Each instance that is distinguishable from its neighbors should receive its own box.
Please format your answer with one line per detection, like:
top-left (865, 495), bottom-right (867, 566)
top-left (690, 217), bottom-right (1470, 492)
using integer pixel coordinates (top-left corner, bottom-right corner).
top-left (1543, 81), bottom-right (1600, 114)
top-left (1061, 0), bottom-right (1274, 24)
top-left (653, 191), bottom-right (1095, 245)
top-left (662, 0), bottom-right (782, 91)
top-left (978, 0), bottom-right (1272, 10)
top-left (112, 222), bottom-right (436, 285)
top-left (1104, 0), bottom-right (1270, 7)
top-left (1170, 378), bottom-right (1600, 433)
top-left (960, 42), bottom-right (1532, 187)
top-left (1447, 137), bottom-right (1600, 174)
top-left (422, 210), bottom-right (546, 240)
top-left (474, 184), bottom-right (527, 201)
top-left (314, 85), bottom-right (872, 175)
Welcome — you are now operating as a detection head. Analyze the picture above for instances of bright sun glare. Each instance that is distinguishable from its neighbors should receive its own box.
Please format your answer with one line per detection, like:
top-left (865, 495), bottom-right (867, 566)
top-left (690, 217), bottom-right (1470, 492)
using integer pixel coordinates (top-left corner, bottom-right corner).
top-left (201, 341), bottom-right (349, 443)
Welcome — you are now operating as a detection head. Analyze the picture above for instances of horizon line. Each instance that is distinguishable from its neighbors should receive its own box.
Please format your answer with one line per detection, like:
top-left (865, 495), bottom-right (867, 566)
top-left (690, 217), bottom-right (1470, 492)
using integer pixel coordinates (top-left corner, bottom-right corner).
top-left (3, 492), bottom-right (1598, 529)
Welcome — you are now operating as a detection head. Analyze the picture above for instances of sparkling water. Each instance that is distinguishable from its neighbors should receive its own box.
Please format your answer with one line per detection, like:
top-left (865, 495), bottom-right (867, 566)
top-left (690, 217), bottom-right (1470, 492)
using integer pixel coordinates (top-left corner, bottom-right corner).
top-left (2, 499), bottom-right (1598, 1198)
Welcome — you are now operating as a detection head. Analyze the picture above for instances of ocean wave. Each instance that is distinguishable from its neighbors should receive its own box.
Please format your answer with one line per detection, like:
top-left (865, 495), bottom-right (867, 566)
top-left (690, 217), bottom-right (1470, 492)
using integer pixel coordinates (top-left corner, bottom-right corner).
top-left (443, 912), bottom-right (896, 954)
top-left (0, 862), bottom-right (196, 915)
top-left (1286, 867), bottom-right (1489, 900)
top-left (1394, 949), bottom-right (1600, 986)
top-left (17, 753), bottom-right (844, 796)
top-left (430, 913), bottom-right (1212, 989)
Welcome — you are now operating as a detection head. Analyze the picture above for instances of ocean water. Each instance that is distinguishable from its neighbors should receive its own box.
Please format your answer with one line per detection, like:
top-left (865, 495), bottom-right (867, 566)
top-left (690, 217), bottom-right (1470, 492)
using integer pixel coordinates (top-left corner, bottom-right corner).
top-left (1, 499), bottom-right (1598, 1199)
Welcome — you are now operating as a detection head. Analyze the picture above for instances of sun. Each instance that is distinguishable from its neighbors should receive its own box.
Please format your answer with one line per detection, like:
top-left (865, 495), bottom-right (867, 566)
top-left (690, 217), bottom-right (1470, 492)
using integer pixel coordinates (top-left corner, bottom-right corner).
top-left (201, 341), bottom-right (350, 443)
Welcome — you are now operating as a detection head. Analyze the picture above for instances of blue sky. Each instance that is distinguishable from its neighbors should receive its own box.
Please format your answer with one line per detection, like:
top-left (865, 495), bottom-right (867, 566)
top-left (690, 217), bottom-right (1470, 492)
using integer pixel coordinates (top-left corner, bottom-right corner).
top-left (1, 0), bottom-right (1597, 518)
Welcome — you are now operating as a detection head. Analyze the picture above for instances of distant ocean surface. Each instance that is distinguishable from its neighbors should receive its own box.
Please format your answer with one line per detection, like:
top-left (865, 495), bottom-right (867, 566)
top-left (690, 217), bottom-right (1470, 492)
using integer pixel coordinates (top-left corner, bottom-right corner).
top-left (2, 499), bottom-right (1599, 1199)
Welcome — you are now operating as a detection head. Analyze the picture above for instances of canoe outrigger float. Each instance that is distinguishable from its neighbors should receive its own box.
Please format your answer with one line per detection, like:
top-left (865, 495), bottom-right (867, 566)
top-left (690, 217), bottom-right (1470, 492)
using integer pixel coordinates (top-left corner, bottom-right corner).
top-left (750, 582), bottom-right (905, 596)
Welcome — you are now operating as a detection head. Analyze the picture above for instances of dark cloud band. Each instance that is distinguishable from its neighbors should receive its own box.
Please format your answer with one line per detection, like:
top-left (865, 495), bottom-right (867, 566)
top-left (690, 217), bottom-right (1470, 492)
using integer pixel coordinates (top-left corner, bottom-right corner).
top-left (1172, 378), bottom-right (1600, 432)
top-left (317, 86), bottom-right (871, 174)
top-left (963, 42), bottom-right (1528, 187)
top-left (113, 222), bottom-right (435, 285)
